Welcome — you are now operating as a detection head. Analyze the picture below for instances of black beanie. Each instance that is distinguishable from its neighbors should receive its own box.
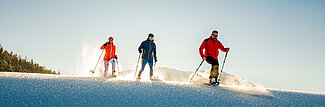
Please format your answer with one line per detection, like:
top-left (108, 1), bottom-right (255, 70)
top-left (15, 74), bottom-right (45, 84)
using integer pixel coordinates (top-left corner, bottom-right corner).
top-left (148, 33), bottom-right (154, 37)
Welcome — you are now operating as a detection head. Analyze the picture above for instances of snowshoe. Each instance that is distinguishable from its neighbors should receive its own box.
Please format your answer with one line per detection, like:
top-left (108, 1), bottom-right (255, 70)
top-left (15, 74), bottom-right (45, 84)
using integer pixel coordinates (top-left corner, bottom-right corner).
top-left (204, 82), bottom-right (219, 86)
top-left (150, 78), bottom-right (160, 81)
top-left (112, 75), bottom-right (117, 78)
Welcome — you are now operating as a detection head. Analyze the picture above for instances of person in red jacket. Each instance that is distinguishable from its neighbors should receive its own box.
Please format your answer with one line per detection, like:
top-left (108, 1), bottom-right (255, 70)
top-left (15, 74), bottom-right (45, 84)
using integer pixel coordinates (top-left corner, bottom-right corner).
top-left (100, 37), bottom-right (117, 77)
top-left (199, 30), bottom-right (230, 84)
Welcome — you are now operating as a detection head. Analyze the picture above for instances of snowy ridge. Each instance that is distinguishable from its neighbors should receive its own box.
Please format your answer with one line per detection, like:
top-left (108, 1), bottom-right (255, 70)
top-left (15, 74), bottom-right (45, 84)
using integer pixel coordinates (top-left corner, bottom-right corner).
top-left (1, 72), bottom-right (325, 106)
top-left (267, 88), bottom-right (325, 95)
top-left (1, 71), bottom-right (322, 95)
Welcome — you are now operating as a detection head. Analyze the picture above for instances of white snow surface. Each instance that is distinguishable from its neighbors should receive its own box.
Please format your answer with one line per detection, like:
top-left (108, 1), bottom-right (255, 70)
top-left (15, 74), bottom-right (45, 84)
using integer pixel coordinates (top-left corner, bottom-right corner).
top-left (1, 68), bottom-right (325, 106)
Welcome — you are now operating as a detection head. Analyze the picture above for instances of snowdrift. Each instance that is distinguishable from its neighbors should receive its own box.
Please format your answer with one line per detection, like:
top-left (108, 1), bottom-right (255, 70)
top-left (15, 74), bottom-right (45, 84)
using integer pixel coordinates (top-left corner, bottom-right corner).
top-left (111, 67), bottom-right (269, 95)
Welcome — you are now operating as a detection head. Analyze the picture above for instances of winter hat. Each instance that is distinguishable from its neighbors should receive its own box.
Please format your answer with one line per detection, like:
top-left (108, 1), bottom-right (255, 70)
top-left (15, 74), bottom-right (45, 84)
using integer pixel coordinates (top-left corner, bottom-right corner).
top-left (148, 33), bottom-right (154, 37)
top-left (108, 37), bottom-right (114, 40)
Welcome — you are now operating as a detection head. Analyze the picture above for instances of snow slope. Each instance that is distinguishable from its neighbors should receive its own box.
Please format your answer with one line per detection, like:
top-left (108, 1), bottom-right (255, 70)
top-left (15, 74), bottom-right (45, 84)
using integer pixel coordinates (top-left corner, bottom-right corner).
top-left (1, 71), bottom-right (324, 106)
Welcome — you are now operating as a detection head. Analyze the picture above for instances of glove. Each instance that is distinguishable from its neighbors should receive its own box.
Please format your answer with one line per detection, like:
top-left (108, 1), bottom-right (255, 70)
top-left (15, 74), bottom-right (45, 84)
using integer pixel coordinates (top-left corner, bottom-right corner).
top-left (225, 48), bottom-right (230, 52)
top-left (103, 42), bottom-right (108, 47)
top-left (115, 55), bottom-right (118, 59)
top-left (202, 56), bottom-right (206, 60)
top-left (139, 50), bottom-right (142, 53)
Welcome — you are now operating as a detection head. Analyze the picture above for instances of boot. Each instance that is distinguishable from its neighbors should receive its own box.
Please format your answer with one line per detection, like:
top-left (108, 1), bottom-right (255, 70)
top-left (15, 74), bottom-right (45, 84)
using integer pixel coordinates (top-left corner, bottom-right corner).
top-left (150, 75), bottom-right (153, 80)
top-left (112, 71), bottom-right (117, 77)
top-left (104, 72), bottom-right (108, 77)
top-left (136, 75), bottom-right (141, 80)
top-left (209, 78), bottom-right (218, 84)
top-left (209, 65), bottom-right (219, 84)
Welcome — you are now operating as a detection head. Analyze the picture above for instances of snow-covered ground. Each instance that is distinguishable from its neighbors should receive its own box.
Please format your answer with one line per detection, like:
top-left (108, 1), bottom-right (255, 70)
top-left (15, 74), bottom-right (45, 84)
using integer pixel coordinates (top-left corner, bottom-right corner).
top-left (1, 69), bottom-right (324, 106)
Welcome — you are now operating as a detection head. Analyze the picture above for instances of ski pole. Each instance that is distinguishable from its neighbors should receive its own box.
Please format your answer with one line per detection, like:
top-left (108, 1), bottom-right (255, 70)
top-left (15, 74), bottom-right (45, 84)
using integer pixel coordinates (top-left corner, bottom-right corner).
top-left (134, 53), bottom-right (141, 78)
top-left (90, 49), bottom-right (105, 73)
top-left (189, 60), bottom-right (204, 82)
top-left (217, 52), bottom-right (228, 83)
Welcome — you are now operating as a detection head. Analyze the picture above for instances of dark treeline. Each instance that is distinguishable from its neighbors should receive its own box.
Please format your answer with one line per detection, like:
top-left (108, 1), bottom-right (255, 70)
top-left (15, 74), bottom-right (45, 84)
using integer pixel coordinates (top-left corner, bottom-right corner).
top-left (0, 44), bottom-right (59, 74)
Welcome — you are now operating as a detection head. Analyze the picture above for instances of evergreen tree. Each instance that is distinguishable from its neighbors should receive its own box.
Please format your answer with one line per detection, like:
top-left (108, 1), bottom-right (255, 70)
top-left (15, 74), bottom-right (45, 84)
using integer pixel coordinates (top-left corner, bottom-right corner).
top-left (0, 44), bottom-right (3, 60)
top-left (0, 46), bottom-right (58, 74)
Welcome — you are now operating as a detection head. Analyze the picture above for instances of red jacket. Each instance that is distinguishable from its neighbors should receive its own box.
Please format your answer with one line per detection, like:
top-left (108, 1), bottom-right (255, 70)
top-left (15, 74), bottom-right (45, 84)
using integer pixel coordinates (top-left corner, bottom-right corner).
top-left (100, 42), bottom-right (116, 61)
top-left (199, 37), bottom-right (227, 60)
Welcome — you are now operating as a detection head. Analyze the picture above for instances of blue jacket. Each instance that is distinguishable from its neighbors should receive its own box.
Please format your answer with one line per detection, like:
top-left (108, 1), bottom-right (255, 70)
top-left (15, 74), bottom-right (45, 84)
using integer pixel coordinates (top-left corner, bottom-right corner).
top-left (138, 39), bottom-right (157, 60)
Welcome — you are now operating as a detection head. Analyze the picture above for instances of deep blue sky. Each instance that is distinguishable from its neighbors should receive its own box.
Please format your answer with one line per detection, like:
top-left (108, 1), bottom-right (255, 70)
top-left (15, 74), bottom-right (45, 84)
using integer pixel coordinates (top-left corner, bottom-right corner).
top-left (1, 0), bottom-right (324, 93)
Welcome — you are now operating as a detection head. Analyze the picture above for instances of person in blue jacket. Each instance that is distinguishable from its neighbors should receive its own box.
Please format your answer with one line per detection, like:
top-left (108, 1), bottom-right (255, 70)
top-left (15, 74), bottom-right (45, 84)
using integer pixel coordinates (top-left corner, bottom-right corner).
top-left (137, 33), bottom-right (157, 79)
